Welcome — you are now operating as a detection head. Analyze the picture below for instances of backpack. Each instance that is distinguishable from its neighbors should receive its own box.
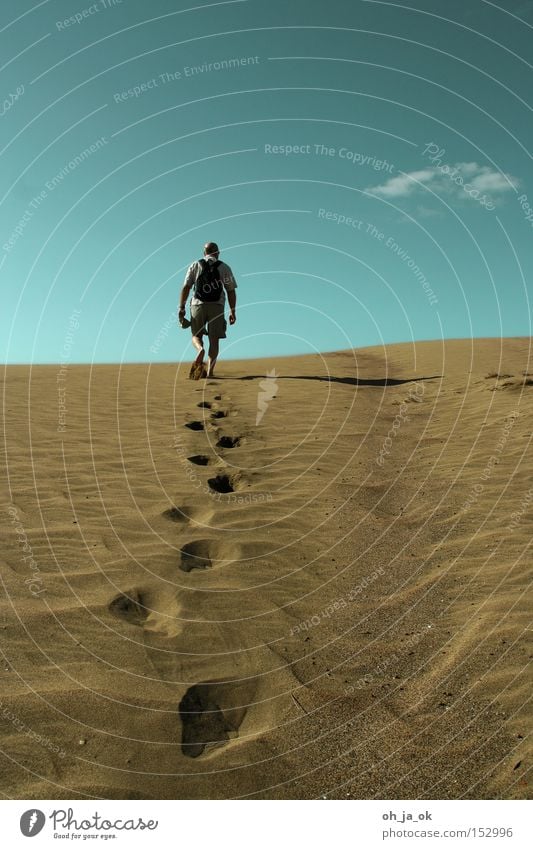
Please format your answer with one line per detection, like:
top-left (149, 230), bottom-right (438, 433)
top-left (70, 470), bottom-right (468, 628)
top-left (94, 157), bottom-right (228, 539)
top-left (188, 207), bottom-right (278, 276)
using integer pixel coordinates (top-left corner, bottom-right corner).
top-left (193, 259), bottom-right (223, 302)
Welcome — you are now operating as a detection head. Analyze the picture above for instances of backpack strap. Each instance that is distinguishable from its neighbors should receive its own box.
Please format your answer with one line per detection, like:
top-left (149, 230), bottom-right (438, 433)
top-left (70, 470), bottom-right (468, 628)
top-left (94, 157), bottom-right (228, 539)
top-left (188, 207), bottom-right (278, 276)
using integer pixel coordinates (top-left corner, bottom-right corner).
top-left (196, 258), bottom-right (222, 287)
top-left (198, 258), bottom-right (221, 271)
top-left (200, 259), bottom-right (221, 278)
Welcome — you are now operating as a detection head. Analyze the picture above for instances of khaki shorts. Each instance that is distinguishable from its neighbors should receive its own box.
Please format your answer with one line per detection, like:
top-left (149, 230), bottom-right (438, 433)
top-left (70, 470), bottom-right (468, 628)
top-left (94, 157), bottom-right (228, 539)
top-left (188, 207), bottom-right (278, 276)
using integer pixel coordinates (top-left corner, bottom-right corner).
top-left (190, 302), bottom-right (227, 339)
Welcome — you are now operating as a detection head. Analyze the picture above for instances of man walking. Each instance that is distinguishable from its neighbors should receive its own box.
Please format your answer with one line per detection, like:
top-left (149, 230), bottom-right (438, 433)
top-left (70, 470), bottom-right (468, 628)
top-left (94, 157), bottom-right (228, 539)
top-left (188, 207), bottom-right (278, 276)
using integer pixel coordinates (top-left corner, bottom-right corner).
top-left (178, 242), bottom-right (237, 379)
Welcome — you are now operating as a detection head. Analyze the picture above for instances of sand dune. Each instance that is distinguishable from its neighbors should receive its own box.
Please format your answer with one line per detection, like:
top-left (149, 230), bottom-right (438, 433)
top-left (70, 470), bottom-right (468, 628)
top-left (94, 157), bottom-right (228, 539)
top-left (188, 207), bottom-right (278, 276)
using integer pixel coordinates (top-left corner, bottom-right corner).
top-left (0, 338), bottom-right (531, 799)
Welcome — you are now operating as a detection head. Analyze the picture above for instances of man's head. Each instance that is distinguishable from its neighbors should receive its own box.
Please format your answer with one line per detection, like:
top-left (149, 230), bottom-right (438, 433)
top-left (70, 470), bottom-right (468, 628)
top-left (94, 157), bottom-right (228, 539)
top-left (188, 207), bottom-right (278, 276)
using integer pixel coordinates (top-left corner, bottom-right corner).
top-left (204, 241), bottom-right (219, 259)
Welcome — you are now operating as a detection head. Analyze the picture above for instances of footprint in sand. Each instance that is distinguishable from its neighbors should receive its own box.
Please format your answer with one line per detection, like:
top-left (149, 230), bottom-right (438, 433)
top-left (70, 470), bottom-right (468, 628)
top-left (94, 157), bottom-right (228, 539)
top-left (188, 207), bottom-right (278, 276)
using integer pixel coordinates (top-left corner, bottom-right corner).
top-left (162, 506), bottom-right (189, 522)
top-left (138, 598), bottom-right (303, 757)
top-left (178, 538), bottom-right (242, 572)
top-left (216, 436), bottom-right (241, 449)
top-left (185, 421), bottom-right (204, 431)
top-left (108, 590), bottom-right (149, 626)
top-left (186, 454), bottom-right (212, 466)
top-left (207, 473), bottom-right (235, 494)
top-left (179, 540), bottom-right (213, 572)
top-left (161, 503), bottom-right (214, 525)
top-left (197, 401), bottom-right (212, 409)
top-left (110, 587), bottom-right (182, 639)
top-left (177, 661), bottom-right (302, 759)
top-left (178, 679), bottom-right (254, 758)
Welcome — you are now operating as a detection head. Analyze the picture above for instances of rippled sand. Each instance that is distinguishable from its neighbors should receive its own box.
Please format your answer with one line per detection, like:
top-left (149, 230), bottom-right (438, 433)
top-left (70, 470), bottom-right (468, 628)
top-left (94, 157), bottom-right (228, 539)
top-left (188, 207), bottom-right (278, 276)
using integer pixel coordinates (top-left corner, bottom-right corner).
top-left (1, 338), bottom-right (531, 799)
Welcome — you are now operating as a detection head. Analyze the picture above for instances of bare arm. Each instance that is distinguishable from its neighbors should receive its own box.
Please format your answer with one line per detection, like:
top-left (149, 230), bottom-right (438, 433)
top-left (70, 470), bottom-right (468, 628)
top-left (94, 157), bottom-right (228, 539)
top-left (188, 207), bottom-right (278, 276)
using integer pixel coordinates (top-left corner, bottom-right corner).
top-left (178, 264), bottom-right (196, 321)
top-left (178, 281), bottom-right (192, 312)
top-left (227, 288), bottom-right (237, 323)
top-left (223, 266), bottom-right (237, 324)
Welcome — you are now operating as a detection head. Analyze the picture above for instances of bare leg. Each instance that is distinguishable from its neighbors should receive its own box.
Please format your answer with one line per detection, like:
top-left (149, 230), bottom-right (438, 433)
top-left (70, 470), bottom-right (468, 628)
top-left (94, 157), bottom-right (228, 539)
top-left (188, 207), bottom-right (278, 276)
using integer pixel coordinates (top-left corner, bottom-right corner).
top-left (207, 337), bottom-right (219, 377)
top-left (192, 334), bottom-right (205, 364)
top-left (187, 334), bottom-right (206, 379)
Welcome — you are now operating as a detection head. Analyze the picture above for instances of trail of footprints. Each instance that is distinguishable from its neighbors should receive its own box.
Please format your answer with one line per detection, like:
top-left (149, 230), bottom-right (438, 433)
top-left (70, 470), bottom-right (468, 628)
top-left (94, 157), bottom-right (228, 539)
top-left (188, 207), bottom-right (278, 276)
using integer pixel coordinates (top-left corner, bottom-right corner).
top-left (484, 371), bottom-right (533, 390)
top-left (183, 397), bottom-right (242, 498)
top-left (109, 389), bottom-right (254, 758)
top-left (105, 370), bottom-right (531, 773)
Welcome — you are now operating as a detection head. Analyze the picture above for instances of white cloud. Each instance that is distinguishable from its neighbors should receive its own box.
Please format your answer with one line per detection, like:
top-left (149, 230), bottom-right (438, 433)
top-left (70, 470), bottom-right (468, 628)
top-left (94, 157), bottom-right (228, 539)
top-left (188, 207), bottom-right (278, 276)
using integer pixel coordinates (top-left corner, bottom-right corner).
top-left (468, 169), bottom-right (519, 192)
top-left (367, 169), bottom-right (436, 198)
top-left (367, 162), bottom-right (519, 205)
top-left (455, 162), bottom-right (480, 177)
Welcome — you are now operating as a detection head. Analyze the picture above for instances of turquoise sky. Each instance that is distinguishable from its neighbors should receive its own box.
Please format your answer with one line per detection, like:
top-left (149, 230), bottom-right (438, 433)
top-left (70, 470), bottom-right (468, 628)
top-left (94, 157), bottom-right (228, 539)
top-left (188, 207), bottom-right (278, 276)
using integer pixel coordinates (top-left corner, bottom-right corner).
top-left (1, 0), bottom-right (532, 363)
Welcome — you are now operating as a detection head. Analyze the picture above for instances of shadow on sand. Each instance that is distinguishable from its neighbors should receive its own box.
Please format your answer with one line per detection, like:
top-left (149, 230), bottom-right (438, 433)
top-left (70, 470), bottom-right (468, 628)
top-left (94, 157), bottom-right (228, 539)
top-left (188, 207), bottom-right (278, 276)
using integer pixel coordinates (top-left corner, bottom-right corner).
top-left (233, 374), bottom-right (441, 387)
